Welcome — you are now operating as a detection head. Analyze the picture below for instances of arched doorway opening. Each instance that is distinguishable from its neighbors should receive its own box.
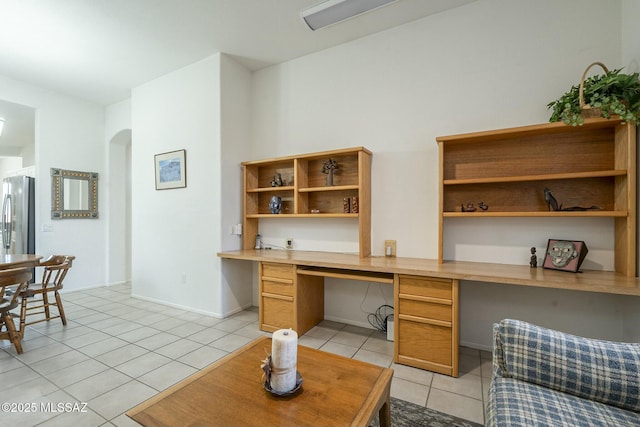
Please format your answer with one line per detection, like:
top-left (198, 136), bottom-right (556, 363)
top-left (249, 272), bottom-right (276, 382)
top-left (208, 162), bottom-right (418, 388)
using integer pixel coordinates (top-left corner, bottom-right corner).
top-left (109, 129), bottom-right (131, 285)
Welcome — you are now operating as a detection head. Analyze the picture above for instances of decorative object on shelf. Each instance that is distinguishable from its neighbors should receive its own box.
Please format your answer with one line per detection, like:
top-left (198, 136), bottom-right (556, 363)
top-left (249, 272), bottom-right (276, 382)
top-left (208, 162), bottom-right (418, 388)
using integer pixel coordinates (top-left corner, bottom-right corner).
top-left (544, 187), bottom-right (602, 211)
top-left (543, 239), bottom-right (589, 273)
top-left (269, 196), bottom-right (282, 214)
top-left (343, 197), bottom-right (351, 213)
top-left (351, 196), bottom-right (359, 213)
top-left (321, 158), bottom-right (339, 186)
top-left (478, 201), bottom-right (489, 211)
top-left (529, 247), bottom-right (537, 268)
top-left (310, 209), bottom-right (320, 214)
top-left (461, 203), bottom-right (476, 212)
top-left (155, 149), bottom-right (187, 190)
top-left (270, 172), bottom-right (284, 187)
top-left (547, 62), bottom-right (640, 126)
top-left (544, 187), bottom-right (560, 211)
top-left (255, 233), bottom-right (262, 249)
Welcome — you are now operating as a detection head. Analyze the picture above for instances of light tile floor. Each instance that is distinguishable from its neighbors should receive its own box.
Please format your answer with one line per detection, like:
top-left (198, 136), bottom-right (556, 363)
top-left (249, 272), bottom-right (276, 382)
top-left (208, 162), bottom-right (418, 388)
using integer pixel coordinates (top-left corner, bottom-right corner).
top-left (0, 283), bottom-right (490, 426)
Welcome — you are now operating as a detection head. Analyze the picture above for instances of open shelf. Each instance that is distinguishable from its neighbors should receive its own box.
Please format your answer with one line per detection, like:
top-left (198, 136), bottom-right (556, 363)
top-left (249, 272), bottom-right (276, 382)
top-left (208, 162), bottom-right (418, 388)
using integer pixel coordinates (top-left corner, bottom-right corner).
top-left (242, 147), bottom-right (371, 256)
top-left (437, 117), bottom-right (637, 276)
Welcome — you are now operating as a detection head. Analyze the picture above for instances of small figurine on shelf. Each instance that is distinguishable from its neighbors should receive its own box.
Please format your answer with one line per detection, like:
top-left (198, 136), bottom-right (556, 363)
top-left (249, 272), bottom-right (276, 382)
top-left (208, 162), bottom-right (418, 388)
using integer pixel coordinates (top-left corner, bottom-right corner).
top-left (544, 187), bottom-right (561, 211)
top-left (270, 172), bottom-right (283, 187)
top-left (530, 247), bottom-right (537, 268)
top-left (478, 201), bottom-right (489, 211)
top-left (321, 159), bottom-right (339, 186)
top-left (461, 203), bottom-right (476, 212)
top-left (351, 196), bottom-right (359, 213)
top-left (343, 197), bottom-right (351, 213)
top-left (269, 196), bottom-right (282, 214)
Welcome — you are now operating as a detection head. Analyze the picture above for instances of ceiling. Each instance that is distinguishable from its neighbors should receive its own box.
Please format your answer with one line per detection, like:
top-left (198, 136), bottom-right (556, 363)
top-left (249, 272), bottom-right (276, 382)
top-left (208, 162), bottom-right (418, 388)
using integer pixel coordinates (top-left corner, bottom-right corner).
top-left (0, 0), bottom-right (476, 151)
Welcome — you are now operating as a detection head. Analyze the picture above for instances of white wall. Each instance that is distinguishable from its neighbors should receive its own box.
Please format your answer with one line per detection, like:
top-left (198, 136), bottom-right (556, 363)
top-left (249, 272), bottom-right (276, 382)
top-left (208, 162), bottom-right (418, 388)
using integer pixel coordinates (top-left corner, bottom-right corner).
top-left (218, 54), bottom-right (254, 314)
top-left (0, 74), bottom-right (106, 290)
top-left (250, 0), bottom-right (636, 344)
top-left (131, 53), bottom-right (252, 316)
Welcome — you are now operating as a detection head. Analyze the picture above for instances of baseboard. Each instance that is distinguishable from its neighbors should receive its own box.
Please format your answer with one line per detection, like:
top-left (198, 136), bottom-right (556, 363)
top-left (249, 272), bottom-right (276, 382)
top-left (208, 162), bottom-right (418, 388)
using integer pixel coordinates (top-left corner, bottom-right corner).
top-left (460, 340), bottom-right (492, 353)
top-left (130, 293), bottom-right (225, 318)
top-left (323, 315), bottom-right (378, 331)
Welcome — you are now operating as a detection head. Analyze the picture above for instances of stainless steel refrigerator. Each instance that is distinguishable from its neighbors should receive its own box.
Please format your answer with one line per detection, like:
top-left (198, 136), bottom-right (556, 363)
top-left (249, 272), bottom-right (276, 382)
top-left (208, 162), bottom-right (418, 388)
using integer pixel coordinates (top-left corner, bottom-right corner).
top-left (2, 176), bottom-right (35, 256)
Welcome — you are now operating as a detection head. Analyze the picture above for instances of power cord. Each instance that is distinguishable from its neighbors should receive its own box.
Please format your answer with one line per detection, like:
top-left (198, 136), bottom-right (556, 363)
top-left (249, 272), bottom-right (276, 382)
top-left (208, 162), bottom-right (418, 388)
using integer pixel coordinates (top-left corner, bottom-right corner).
top-left (367, 304), bottom-right (394, 333)
top-left (359, 282), bottom-right (394, 333)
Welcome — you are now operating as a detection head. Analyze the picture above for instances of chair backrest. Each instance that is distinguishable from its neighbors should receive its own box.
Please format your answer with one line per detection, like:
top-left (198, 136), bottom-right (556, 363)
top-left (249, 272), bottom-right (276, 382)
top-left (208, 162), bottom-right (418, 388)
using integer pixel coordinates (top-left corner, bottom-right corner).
top-left (39, 255), bottom-right (75, 290)
top-left (0, 267), bottom-right (32, 312)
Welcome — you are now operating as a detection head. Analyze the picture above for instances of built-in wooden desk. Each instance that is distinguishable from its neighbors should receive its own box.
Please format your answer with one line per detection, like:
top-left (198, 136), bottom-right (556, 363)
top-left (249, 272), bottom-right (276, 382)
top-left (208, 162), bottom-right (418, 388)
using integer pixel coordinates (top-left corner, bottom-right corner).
top-left (218, 249), bottom-right (640, 376)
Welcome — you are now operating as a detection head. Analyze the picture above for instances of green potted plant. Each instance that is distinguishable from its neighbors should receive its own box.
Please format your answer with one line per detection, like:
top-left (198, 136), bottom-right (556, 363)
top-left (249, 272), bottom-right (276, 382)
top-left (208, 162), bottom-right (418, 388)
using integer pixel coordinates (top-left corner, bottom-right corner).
top-left (547, 62), bottom-right (640, 126)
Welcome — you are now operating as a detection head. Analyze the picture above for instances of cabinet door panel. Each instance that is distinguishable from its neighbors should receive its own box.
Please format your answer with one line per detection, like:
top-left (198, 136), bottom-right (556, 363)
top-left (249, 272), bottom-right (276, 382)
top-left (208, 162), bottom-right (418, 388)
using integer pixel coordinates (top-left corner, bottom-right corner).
top-left (399, 275), bottom-right (452, 300)
top-left (398, 320), bottom-right (451, 366)
top-left (399, 299), bottom-right (451, 322)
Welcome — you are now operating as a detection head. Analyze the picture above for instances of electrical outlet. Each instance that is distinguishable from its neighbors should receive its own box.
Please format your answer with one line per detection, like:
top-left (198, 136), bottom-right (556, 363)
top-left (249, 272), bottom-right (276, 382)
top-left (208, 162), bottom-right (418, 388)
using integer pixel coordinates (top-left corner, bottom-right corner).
top-left (384, 240), bottom-right (396, 257)
top-left (286, 237), bottom-right (293, 250)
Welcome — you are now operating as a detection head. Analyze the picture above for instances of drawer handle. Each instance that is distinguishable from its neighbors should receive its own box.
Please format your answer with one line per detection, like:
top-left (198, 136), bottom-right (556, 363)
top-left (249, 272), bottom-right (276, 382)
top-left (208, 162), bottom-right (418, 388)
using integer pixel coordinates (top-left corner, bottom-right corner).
top-left (399, 314), bottom-right (451, 328)
top-left (261, 292), bottom-right (294, 302)
top-left (261, 277), bottom-right (293, 284)
top-left (398, 293), bottom-right (451, 305)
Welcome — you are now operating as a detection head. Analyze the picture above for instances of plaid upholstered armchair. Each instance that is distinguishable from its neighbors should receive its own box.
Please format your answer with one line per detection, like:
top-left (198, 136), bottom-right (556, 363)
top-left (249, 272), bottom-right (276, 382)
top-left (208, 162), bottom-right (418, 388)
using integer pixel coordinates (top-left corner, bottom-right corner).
top-left (486, 319), bottom-right (640, 426)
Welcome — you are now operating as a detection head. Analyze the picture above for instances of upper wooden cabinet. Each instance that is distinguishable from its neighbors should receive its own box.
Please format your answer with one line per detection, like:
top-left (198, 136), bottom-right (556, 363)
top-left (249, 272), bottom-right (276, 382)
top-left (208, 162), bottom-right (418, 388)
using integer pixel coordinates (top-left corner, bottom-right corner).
top-left (242, 147), bottom-right (371, 256)
top-left (436, 118), bottom-right (637, 276)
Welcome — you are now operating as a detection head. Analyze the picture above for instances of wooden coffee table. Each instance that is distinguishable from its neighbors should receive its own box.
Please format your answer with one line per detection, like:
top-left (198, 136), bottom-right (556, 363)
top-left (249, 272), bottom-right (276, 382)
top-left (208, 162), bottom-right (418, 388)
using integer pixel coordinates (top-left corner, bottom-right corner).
top-left (127, 336), bottom-right (393, 427)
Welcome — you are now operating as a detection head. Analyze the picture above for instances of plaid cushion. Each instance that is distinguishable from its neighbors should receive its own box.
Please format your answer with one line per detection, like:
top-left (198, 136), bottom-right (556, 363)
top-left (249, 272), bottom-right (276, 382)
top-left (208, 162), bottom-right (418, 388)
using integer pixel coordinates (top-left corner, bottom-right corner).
top-left (486, 377), bottom-right (640, 427)
top-left (492, 319), bottom-right (640, 412)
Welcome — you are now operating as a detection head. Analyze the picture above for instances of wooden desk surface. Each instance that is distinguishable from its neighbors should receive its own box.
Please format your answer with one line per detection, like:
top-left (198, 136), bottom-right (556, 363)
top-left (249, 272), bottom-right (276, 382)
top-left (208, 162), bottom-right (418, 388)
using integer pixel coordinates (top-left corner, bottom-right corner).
top-left (0, 254), bottom-right (42, 270)
top-left (218, 249), bottom-right (640, 297)
top-left (128, 336), bottom-right (392, 427)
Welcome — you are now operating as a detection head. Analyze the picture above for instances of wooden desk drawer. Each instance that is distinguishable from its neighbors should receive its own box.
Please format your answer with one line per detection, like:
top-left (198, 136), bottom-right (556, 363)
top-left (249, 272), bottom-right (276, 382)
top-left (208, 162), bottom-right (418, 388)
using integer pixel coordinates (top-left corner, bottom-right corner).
top-left (262, 262), bottom-right (294, 280)
top-left (262, 296), bottom-right (294, 330)
top-left (399, 299), bottom-right (451, 322)
top-left (262, 280), bottom-right (294, 297)
top-left (399, 275), bottom-right (452, 300)
top-left (398, 319), bottom-right (452, 366)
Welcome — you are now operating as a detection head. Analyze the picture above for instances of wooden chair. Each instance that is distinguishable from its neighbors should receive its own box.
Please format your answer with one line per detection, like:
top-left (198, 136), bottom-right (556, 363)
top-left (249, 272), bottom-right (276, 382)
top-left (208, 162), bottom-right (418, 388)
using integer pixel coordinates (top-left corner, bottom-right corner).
top-left (0, 267), bottom-right (32, 354)
top-left (19, 255), bottom-right (75, 328)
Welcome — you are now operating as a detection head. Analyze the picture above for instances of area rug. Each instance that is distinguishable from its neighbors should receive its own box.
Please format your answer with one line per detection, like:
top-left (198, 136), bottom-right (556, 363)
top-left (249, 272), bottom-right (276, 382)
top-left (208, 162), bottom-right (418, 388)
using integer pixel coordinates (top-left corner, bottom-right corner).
top-left (369, 397), bottom-right (483, 427)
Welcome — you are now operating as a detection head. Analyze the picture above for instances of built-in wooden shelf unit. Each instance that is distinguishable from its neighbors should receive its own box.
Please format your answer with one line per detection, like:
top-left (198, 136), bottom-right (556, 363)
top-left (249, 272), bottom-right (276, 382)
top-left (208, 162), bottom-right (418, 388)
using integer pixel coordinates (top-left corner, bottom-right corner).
top-left (242, 147), bottom-right (371, 256)
top-left (437, 117), bottom-right (637, 276)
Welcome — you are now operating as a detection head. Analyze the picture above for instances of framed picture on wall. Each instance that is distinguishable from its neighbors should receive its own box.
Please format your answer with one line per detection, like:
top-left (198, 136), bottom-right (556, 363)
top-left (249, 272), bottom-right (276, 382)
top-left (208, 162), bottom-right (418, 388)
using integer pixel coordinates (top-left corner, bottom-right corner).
top-left (155, 149), bottom-right (186, 190)
top-left (543, 239), bottom-right (589, 273)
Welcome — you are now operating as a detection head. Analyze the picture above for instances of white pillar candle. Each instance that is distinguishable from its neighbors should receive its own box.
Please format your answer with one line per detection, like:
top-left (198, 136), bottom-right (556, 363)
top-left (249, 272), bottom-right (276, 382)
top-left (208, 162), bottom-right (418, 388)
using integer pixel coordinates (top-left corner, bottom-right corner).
top-left (270, 329), bottom-right (298, 392)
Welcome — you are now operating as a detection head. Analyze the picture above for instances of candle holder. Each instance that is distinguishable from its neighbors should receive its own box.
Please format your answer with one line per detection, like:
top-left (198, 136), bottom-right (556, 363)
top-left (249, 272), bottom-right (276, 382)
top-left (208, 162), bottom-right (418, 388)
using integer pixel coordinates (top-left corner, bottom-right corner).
top-left (261, 354), bottom-right (303, 396)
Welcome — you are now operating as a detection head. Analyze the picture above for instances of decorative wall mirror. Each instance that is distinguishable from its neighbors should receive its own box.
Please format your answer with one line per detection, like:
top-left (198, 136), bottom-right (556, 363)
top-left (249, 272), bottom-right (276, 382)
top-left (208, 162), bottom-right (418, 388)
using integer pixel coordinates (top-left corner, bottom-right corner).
top-left (51, 168), bottom-right (99, 219)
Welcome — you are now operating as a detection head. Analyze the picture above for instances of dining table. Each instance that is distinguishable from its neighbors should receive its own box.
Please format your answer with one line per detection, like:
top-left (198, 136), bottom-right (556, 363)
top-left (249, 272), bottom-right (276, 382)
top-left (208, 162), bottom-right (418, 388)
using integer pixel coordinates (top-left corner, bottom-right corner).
top-left (0, 254), bottom-right (42, 270)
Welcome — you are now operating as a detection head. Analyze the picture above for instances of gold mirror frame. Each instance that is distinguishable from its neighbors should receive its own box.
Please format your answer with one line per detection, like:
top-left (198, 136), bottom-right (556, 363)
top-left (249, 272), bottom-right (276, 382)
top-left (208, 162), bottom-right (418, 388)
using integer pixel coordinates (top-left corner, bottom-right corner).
top-left (51, 168), bottom-right (99, 219)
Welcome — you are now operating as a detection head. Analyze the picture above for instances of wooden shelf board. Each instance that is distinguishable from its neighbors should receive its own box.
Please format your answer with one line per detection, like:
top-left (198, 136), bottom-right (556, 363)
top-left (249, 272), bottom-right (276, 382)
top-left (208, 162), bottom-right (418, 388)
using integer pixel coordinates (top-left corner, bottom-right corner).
top-left (242, 146), bottom-right (371, 165)
top-left (298, 185), bottom-right (359, 192)
top-left (443, 211), bottom-right (627, 218)
top-left (247, 213), bottom-right (358, 219)
top-left (443, 170), bottom-right (627, 185)
top-left (436, 117), bottom-right (623, 144)
top-left (246, 186), bottom-right (295, 193)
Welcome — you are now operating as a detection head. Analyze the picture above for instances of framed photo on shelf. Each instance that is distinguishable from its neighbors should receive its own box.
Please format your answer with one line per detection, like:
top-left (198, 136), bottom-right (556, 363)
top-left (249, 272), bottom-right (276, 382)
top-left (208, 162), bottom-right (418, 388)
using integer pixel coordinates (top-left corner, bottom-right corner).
top-left (543, 239), bottom-right (588, 273)
top-left (155, 149), bottom-right (186, 190)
